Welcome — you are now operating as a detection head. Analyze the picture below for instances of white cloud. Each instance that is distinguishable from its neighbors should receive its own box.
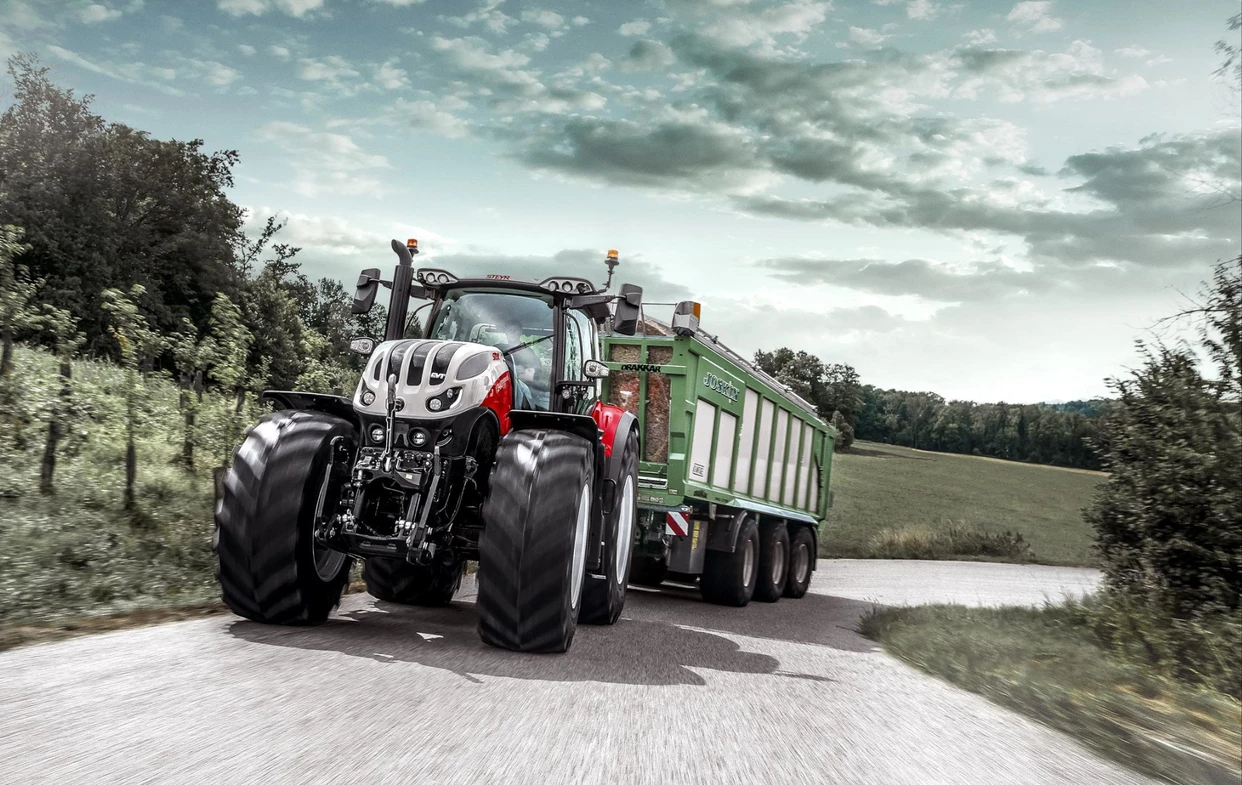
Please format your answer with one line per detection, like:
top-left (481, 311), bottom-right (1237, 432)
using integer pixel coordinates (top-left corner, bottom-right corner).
top-left (269, 45), bottom-right (291, 59)
top-left (79, 3), bottom-right (122, 23)
top-left (848, 26), bottom-right (890, 48)
top-left (907, 0), bottom-right (937, 21)
top-left (1007, 1), bottom-right (1062, 33)
top-left (618, 19), bottom-right (651, 36)
top-left (1114, 45), bottom-right (1150, 58)
top-left (520, 8), bottom-right (564, 29)
top-left (964, 28), bottom-right (998, 45)
top-left (238, 44), bottom-right (257, 56)
top-left (683, 0), bottom-right (831, 48)
top-left (370, 0), bottom-right (428, 5)
top-left (374, 59), bottom-right (409, 90)
top-left (46, 44), bottom-right (182, 95)
top-left (1146, 55), bottom-right (1173, 66)
top-left (217, 0), bottom-right (323, 17)
top-left (256, 122), bottom-right (391, 198)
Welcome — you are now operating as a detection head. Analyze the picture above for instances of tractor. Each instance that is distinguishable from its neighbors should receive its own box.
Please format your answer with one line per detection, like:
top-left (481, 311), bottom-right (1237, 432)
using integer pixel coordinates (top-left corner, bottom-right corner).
top-left (214, 238), bottom-right (644, 653)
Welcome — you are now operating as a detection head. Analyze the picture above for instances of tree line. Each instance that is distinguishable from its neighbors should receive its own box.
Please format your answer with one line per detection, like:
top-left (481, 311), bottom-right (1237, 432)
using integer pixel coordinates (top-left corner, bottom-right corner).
top-left (753, 346), bottom-right (1108, 469)
top-left (0, 55), bottom-right (382, 495)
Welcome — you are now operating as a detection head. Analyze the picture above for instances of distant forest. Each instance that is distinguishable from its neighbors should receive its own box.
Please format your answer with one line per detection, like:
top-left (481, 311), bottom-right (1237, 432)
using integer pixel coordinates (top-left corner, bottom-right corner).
top-left (754, 349), bottom-right (1110, 470)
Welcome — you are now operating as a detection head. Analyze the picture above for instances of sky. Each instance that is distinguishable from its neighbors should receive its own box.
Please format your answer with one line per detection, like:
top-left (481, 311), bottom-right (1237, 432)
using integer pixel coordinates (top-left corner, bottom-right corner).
top-left (2, 0), bottom-right (1239, 403)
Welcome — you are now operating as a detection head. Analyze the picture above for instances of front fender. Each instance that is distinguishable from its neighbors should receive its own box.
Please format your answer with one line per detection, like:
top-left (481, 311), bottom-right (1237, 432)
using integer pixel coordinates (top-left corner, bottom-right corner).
top-left (261, 390), bottom-right (358, 430)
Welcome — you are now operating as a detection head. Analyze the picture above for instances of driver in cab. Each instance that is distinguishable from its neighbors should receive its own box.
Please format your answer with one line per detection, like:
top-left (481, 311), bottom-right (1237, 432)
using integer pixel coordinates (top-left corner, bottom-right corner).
top-left (499, 318), bottom-right (549, 411)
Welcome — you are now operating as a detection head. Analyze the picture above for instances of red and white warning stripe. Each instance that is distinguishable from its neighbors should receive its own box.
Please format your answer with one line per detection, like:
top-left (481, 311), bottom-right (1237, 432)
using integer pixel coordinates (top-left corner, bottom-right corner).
top-left (665, 511), bottom-right (689, 537)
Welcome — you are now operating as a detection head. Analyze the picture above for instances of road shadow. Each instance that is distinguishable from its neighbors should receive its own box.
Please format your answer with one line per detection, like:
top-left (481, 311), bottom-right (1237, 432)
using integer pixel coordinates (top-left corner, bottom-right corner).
top-left (624, 584), bottom-right (879, 653)
top-left (229, 588), bottom-right (855, 687)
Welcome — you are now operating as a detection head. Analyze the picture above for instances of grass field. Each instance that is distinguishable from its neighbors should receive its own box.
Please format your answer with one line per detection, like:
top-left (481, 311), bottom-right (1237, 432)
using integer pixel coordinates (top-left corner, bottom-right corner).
top-left (861, 602), bottom-right (1242, 785)
top-left (824, 441), bottom-right (1106, 566)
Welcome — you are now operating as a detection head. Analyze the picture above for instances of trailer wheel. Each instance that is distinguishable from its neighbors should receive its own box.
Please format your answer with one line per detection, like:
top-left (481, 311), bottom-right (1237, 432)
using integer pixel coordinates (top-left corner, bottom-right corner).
top-left (753, 523), bottom-right (790, 603)
top-left (700, 515), bottom-right (759, 607)
top-left (784, 526), bottom-right (815, 598)
top-left (629, 558), bottom-right (668, 587)
top-left (581, 428), bottom-right (638, 625)
top-left (477, 430), bottom-right (595, 652)
top-left (362, 556), bottom-right (465, 606)
top-left (214, 411), bottom-right (354, 625)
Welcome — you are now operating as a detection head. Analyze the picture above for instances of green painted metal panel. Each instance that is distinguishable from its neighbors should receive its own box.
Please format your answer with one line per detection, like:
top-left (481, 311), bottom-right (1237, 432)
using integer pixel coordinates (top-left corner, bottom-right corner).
top-left (602, 330), bottom-right (836, 527)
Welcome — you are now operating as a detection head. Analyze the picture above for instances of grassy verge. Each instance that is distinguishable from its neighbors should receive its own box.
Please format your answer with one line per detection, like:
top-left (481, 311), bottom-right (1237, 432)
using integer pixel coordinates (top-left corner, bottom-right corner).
top-left (0, 347), bottom-right (252, 633)
top-left (860, 601), bottom-right (1242, 785)
top-left (825, 441), bottom-right (1105, 566)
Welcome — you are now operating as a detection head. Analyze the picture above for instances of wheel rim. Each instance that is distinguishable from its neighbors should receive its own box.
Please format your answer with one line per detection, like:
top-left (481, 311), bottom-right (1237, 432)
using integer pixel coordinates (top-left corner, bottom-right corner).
top-left (742, 536), bottom-right (756, 588)
top-left (772, 539), bottom-right (788, 587)
top-left (569, 482), bottom-right (591, 610)
top-left (792, 542), bottom-right (810, 585)
top-left (312, 460), bottom-right (347, 582)
top-left (614, 475), bottom-right (635, 584)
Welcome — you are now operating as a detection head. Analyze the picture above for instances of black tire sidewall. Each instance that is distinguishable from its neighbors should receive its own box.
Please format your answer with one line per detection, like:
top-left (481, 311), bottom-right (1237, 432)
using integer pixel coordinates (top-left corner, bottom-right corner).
top-left (784, 526), bottom-right (815, 598)
top-left (754, 523), bottom-right (790, 603)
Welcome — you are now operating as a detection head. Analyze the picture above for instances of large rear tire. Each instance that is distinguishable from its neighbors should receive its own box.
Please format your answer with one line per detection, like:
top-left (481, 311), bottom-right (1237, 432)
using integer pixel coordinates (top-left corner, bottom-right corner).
top-left (477, 430), bottom-right (595, 653)
top-left (753, 523), bottom-right (789, 603)
top-left (700, 515), bottom-right (759, 607)
top-left (363, 556), bottom-right (465, 606)
top-left (581, 428), bottom-right (638, 625)
top-left (784, 526), bottom-right (815, 598)
top-left (214, 411), bottom-right (354, 625)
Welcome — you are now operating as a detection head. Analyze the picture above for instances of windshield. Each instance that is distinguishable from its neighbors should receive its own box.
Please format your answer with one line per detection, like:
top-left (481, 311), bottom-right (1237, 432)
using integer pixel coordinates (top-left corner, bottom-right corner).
top-left (428, 290), bottom-right (555, 410)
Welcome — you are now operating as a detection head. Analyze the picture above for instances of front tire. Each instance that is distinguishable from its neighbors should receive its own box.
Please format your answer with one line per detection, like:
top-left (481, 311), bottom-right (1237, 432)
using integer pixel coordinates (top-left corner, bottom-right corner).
top-left (700, 515), bottom-right (759, 607)
top-left (477, 430), bottom-right (595, 653)
top-left (214, 411), bottom-right (354, 625)
top-left (581, 428), bottom-right (638, 625)
top-left (363, 556), bottom-right (465, 606)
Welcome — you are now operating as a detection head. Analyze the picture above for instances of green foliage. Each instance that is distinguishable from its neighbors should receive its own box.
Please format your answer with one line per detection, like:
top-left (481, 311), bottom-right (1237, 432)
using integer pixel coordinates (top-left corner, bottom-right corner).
top-left (0, 224), bottom-right (37, 377)
top-left (855, 388), bottom-right (1106, 469)
top-left (860, 601), bottom-right (1242, 785)
top-left (754, 347), bottom-right (862, 450)
top-left (867, 523), bottom-right (1033, 561)
top-left (0, 347), bottom-right (220, 622)
top-left (0, 56), bottom-right (244, 355)
top-left (1087, 258), bottom-right (1242, 620)
top-left (827, 441), bottom-right (1103, 566)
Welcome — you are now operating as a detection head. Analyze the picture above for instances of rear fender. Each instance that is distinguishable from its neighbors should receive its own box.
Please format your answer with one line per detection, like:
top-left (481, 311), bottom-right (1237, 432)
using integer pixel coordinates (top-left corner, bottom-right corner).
top-left (706, 509), bottom-right (751, 553)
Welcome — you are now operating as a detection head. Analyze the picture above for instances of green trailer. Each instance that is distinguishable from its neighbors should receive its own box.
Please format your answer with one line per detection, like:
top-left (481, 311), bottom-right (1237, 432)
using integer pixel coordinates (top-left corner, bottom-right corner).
top-left (601, 306), bottom-right (835, 606)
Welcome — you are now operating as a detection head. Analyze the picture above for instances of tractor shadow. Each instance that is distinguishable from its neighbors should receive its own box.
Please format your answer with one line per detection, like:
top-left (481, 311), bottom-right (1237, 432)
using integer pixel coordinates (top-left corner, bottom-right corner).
top-left (229, 579), bottom-right (874, 687)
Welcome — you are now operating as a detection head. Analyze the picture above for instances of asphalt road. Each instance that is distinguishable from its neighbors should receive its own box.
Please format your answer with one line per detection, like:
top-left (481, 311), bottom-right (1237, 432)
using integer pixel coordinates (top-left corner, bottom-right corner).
top-left (0, 559), bottom-right (1147, 785)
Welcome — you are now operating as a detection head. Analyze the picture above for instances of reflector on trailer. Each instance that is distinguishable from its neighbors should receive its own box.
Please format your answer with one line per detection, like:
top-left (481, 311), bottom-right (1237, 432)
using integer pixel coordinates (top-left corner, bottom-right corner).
top-left (665, 511), bottom-right (689, 537)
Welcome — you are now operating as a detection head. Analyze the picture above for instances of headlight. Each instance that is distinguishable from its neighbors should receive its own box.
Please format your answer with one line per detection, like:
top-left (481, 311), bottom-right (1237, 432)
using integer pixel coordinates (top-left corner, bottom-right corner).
top-left (410, 429), bottom-right (429, 447)
top-left (361, 390), bottom-right (375, 406)
top-left (428, 398), bottom-right (443, 412)
top-left (369, 425), bottom-right (385, 443)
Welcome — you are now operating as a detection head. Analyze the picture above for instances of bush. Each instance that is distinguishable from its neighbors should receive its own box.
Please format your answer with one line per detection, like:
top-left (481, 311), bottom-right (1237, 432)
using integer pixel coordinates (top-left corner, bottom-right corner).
top-left (868, 523), bottom-right (1034, 561)
top-left (1086, 259), bottom-right (1241, 619)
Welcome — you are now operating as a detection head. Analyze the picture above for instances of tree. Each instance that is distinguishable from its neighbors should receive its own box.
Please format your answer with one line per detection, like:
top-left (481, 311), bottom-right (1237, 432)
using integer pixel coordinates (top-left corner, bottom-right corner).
top-left (1086, 258), bottom-right (1241, 618)
top-left (0, 225), bottom-right (36, 378)
top-left (0, 55), bottom-right (244, 356)
top-left (37, 304), bottom-right (84, 493)
top-left (102, 285), bottom-right (166, 510)
top-left (204, 293), bottom-right (252, 468)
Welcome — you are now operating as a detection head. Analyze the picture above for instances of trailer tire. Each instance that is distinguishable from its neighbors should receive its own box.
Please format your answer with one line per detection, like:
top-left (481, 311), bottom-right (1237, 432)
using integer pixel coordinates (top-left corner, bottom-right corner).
top-left (629, 558), bottom-right (668, 587)
top-left (581, 428), bottom-right (638, 625)
top-left (784, 526), bottom-right (815, 598)
top-left (362, 556), bottom-right (464, 606)
top-left (700, 515), bottom-right (759, 607)
top-left (477, 430), bottom-right (594, 653)
top-left (753, 523), bottom-right (789, 603)
top-left (214, 411), bottom-right (354, 625)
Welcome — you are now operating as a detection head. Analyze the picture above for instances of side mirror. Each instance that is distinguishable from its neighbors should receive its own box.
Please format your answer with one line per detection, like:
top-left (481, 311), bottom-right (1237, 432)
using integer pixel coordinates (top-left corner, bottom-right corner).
top-left (613, 283), bottom-right (643, 336)
top-left (350, 337), bottom-right (375, 356)
top-left (583, 359), bottom-right (610, 379)
top-left (352, 268), bottom-right (382, 314)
